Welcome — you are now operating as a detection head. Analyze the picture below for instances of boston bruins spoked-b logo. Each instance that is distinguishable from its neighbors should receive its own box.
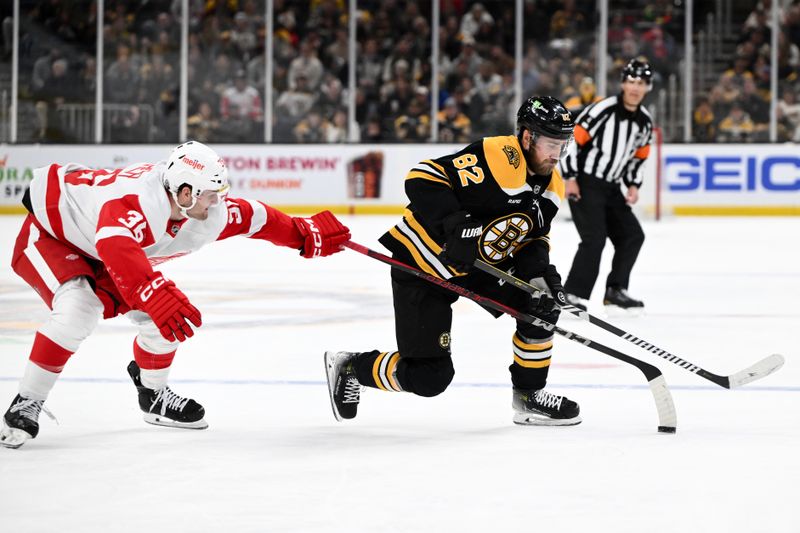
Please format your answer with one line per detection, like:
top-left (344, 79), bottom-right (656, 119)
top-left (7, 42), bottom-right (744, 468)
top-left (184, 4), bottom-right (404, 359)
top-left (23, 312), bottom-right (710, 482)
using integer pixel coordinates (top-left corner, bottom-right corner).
top-left (479, 213), bottom-right (533, 263)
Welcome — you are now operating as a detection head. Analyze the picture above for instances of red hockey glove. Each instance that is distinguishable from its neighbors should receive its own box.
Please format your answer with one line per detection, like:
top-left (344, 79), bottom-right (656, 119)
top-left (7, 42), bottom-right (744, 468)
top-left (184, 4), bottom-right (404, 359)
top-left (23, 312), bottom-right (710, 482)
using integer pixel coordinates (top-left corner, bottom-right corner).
top-left (132, 273), bottom-right (202, 342)
top-left (292, 211), bottom-right (351, 258)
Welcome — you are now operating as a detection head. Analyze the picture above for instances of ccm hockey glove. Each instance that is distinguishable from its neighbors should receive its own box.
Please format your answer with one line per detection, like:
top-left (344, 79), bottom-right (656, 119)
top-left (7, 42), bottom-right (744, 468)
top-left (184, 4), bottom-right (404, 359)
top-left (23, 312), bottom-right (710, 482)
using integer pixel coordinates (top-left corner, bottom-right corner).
top-left (293, 211), bottom-right (351, 258)
top-left (132, 273), bottom-right (202, 342)
top-left (529, 264), bottom-right (566, 322)
top-left (440, 211), bottom-right (483, 272)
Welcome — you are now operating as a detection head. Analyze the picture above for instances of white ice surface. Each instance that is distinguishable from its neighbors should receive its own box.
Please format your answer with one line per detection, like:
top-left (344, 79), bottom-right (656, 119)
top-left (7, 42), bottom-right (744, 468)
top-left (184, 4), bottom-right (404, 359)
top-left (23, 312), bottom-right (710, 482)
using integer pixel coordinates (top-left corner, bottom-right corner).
top-left (0, 214), bottom-right (798, 532)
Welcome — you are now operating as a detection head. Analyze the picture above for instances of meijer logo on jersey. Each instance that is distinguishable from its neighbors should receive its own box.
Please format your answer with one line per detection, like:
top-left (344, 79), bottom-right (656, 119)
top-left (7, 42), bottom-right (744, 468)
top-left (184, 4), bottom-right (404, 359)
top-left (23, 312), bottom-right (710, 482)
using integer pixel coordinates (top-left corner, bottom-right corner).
top-left (461, 226), bottom-right (483, 238)
top-left (183, 158), bottom-right (205, 171)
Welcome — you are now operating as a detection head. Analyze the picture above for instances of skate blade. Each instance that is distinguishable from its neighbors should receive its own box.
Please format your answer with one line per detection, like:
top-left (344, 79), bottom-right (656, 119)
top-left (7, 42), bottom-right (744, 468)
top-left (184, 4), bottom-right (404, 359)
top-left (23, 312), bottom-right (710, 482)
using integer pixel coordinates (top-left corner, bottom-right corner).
top-left (0, 426), bottom-right (34, 449)
top-left (513, 412), bottom-right (582, 426)
top-left (324, 351), bottom-right (344, 422)
top-left (604, 304), bottom-right (645, 318)
top-left (143, 413), bottom-right (209, 430)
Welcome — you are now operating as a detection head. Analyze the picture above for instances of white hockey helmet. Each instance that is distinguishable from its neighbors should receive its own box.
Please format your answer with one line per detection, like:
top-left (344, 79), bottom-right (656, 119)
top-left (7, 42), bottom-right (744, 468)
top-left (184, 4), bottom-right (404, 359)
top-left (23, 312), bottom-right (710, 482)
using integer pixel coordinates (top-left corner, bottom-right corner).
top-left (164, 141), bottom-right (230, 215)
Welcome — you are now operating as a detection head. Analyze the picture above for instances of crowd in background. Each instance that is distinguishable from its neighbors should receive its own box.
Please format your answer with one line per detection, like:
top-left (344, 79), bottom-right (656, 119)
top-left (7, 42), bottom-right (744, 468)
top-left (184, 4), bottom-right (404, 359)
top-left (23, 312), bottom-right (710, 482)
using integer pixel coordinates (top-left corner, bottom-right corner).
top-left (1, 0), bottom-right (800, 144)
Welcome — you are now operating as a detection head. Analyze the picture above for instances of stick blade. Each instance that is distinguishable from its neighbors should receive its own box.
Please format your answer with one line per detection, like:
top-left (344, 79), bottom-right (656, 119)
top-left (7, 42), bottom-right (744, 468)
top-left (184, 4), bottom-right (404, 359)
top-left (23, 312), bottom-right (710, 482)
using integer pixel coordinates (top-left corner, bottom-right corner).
top-left (648, 375), bottom-right (677, 434)
top-left (728, 353), bottom-right (785, 388)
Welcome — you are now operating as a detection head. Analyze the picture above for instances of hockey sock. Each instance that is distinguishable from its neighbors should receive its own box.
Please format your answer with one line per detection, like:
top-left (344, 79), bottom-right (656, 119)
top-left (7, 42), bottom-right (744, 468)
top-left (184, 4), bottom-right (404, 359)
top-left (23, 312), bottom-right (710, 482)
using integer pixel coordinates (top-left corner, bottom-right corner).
top-left (19, 360), bottom-right (62, 401)
top-left (354, 351), bottom-right (404, 392)
top-left (133, 338), bottom-right (175, 390)
top-left (28, 331), bottom-right (73, 373)
top-left (509, 332), bottom-right (552, 391)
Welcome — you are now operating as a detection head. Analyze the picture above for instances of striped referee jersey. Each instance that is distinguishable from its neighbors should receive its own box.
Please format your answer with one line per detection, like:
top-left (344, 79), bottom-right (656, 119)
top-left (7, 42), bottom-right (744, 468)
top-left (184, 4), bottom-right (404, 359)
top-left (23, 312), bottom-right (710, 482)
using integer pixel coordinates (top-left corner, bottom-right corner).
top-left (560, 94), bottom-right (653, 187)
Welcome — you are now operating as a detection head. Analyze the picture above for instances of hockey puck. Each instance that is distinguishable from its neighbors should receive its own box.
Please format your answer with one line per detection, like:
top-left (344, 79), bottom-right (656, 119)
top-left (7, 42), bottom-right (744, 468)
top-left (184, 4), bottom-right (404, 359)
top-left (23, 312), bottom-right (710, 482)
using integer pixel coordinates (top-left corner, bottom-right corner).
top-left (658, 426), bottom-right (677, 434)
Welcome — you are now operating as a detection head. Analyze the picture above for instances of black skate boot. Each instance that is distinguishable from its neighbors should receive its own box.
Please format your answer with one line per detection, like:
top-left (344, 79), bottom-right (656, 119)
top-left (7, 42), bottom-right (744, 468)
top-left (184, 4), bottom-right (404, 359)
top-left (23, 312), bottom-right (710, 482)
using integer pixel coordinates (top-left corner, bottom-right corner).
top-left (512, 388), bottom-right (581, 426)
top-left (0, 394), bottom-right (55, 449)
top-left (324, 351), bottom-right (363, 421)
top-left (604, 287), bottom-right (645, 316)
top-left (127, 361), bottom-right (208, 430)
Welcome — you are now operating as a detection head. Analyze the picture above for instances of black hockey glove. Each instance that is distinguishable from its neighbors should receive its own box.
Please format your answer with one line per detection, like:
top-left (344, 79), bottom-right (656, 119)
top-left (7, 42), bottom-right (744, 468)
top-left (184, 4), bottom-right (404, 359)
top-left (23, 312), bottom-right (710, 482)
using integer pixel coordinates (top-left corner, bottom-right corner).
top-left (529, 264), bottom-right (566, 322)
top-left (440, 211), bottom-right (483, 272)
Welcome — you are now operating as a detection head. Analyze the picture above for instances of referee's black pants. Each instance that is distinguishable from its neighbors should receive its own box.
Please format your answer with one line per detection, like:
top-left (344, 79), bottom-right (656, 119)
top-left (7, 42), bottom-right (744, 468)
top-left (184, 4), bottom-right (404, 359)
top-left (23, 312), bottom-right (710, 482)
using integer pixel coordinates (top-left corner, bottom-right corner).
top-left (564, 176), bottom-right (645, 299)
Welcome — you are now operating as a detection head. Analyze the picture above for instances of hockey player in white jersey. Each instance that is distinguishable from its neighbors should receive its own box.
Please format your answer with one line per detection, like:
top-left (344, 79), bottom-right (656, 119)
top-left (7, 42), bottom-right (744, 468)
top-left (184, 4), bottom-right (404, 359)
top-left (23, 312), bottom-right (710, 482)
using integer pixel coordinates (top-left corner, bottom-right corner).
top-left (0, 141), bottom-right (351, 449)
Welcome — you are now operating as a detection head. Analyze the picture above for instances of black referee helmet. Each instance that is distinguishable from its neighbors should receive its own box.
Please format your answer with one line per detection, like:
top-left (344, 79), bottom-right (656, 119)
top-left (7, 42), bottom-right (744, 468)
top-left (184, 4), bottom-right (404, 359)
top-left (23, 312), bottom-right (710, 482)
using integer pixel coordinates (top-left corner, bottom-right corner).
top-left (621, 59), bottom-right (653, 87)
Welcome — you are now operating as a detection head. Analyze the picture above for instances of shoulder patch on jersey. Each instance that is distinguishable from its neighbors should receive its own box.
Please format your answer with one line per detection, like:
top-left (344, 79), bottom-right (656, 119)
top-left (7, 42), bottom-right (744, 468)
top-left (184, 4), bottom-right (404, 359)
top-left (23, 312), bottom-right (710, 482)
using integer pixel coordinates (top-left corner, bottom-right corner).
top-left (482, 135), bottom-right (526, 192)
top-left (502, 144), bottom-right (521, 169)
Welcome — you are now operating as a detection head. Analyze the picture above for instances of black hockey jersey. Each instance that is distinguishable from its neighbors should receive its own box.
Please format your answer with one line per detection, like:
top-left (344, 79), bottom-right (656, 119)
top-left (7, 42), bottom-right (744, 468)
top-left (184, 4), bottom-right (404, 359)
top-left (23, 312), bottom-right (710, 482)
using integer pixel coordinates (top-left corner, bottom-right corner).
top-left (379, 134), bottom-right (565, 280)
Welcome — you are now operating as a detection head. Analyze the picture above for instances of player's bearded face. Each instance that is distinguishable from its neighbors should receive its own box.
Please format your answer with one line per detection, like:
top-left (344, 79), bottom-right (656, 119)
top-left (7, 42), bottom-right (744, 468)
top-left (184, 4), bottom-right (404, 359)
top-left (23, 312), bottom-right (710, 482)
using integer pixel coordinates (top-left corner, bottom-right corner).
top-left (528, 136), bottom-right (568, 175)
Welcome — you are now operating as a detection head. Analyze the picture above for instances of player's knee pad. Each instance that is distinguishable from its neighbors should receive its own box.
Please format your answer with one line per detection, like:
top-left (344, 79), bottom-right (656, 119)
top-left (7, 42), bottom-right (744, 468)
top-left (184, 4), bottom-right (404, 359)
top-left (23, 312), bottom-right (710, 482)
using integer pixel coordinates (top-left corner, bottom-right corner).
top-left (127, 310), bottom-right (180, 354)
top-left (39, 277), bottom-right (103, 351)
top-left (401, 356), bottom-right (455, 397)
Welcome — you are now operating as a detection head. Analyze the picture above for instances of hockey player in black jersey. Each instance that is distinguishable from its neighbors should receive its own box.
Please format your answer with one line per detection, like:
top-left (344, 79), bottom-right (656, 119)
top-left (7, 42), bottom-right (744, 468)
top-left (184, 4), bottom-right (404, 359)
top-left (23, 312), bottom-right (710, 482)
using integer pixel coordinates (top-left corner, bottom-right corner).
top-left (326, 96), bottom-right (581, 426)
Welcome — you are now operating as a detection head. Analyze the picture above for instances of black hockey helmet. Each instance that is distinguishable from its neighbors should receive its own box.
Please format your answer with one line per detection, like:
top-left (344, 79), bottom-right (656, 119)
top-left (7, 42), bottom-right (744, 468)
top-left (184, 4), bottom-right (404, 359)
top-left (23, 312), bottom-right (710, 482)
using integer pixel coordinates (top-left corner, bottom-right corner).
top-left (516, 96), bottom-right (575, 141)
top-left (621, 58), bottom-right (653, 85)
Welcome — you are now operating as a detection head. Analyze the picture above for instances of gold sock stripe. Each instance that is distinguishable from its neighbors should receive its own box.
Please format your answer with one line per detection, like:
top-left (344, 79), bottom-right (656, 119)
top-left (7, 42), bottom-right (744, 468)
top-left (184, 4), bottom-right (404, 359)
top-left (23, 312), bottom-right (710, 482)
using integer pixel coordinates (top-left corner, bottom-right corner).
top-left (385, 352), bottom-right (402, 391)
top-left (372, 352), bottom-right (389, 391)
top-left (513, 355), bottom-right (552, 368)
top-left (512, 332), bottom-right (553, 365)
top-left (512, 333), bottom-right (554, 351)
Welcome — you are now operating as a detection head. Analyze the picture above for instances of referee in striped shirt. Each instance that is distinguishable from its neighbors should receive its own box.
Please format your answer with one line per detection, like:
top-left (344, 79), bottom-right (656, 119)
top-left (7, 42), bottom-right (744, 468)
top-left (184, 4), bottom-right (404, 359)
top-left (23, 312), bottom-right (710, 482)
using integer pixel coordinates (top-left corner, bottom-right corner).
top-left (560, 59), bottom-right (654, 314)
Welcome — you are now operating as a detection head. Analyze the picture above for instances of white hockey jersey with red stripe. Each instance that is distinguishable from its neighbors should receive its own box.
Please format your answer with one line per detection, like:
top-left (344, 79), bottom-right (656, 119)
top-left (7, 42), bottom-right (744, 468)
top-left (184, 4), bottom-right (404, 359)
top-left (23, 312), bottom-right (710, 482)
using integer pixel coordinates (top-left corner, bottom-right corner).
top-left (27, 162), bottom-right (304, 303)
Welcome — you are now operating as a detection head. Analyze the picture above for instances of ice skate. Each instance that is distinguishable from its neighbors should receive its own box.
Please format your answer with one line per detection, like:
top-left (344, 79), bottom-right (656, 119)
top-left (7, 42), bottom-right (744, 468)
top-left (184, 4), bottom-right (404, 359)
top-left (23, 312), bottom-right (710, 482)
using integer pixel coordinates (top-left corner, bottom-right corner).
top-left (0, 394), bottom-right (55, 449)
top-left (324, 351), bottom-right (362, 421)
top-left (127, 361), bottom-right (208, 430)
top-left (603, 287), bottom-right (644, 317)
top-left (564, 293), bottom-right (588, 312)
top-left (512, 388), bottom-right (581, 426)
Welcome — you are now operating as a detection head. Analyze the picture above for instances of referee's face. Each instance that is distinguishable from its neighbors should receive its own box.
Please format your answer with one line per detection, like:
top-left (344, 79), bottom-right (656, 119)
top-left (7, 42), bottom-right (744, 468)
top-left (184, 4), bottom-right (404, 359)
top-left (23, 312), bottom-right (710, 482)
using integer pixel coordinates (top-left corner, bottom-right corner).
top-left (621, 78), bottom-right (648, 108)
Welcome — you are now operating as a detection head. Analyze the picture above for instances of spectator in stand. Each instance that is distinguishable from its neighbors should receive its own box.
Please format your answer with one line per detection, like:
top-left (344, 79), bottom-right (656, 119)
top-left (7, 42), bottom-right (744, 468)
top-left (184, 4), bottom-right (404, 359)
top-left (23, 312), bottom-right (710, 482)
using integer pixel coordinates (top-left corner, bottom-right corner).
top-left (361, 114), bottom-right (385, 142)
top-left (550, 0), bottom-right (586, 40)
top-left (692, 96), bottom-right (716, 143)
top-left (220, 70), bottom-right (263, 142)
top-left (317, 74), bottom-right (346, 121)
top-left (326, 109), bottom-right (348, 143)
top-left (393, 97), bottom-right (430, 142)
top-left (721, 55), bottom-right (755, 90)
top-left (106, 45), bottom-right (140, 104)
top-left (740, 77), bottom-right (770, 139)
top-left (109, 104), bottom-right (150, 143)
top-left (717, 101), bottom-right (755, 142)
top-left (230, 11), bottom-right (258, 62)
top-left (187, 101), bottom-right (221, 143)
top-left (275, 73), bottom-right (316, 127)
top-left (454, 36), bottom-right (483, 78)
top-left (564, 77), bottom-right (602, 115)
top-left (288, 38), bottom-right (324, 91)
top-left (294, 108), bottom-right (330, 143)
top-left (460, 2), bottom-right (494, 40)
top-left (31, 48), bottom-right (63, 95)
top-left (381, 36), bottom-right (422, 84)
top-left (34, 58), bottom-right (76, 142)
top-left (777, 88), bottom-right (800, 142)
top-left (437, 96), bottom-right (471, 143)
top-left (473, 60), bottom-right (503, 106)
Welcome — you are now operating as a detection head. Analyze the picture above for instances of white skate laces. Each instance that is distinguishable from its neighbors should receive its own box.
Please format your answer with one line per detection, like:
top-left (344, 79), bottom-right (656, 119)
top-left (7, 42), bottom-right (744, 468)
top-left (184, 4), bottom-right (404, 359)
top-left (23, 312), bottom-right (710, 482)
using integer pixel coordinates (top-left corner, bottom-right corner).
top-left (533, 390), bottom-right (563, 410)
top-left (10, 397), bottom-right (57, 423)
top-left (150, 387), bottom-right (190, 415)
top-left (342, 376), bottom-right (362, 404)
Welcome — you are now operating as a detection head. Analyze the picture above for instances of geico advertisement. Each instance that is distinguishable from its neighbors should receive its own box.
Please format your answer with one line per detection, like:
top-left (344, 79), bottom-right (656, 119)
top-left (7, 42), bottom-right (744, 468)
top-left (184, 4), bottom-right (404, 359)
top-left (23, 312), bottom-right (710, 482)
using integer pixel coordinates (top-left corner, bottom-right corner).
top-left (0, 144), bottom-right (466, 207)
top-left (663, 145), bottom-right (800, 205)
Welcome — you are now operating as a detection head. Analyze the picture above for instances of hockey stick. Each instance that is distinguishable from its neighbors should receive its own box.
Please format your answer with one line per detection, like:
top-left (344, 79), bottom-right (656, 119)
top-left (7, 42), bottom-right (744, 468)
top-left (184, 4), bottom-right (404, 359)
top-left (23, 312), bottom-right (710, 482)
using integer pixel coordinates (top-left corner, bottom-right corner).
top-left (471, 258), bottom-right (785, 389)
top-left (344, 241), bottom-right (677, 433)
